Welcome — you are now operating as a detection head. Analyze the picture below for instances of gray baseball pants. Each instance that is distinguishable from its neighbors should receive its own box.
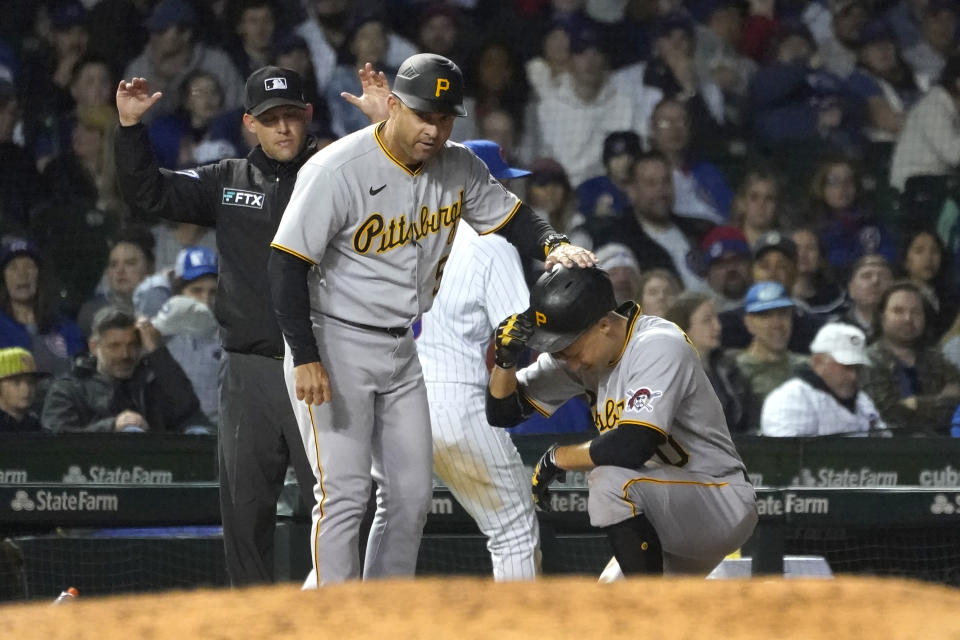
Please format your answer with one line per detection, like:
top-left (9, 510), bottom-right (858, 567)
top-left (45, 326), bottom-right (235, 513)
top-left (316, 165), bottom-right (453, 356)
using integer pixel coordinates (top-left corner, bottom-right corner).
top-left (283, 316), bottom-right (434, 587)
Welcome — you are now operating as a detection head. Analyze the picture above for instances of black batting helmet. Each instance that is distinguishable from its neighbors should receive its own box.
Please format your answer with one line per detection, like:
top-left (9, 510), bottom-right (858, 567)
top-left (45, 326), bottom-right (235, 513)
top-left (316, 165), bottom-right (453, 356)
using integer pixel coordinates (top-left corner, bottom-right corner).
top-left (527, 266), bottom-right (617, 353)
top-left (392, 53), bottom-right (467, 116)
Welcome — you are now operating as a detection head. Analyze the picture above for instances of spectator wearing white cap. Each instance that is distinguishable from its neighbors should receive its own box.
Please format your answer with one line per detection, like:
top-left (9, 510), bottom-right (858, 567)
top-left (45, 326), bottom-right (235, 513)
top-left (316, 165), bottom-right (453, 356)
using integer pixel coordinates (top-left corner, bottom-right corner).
top-left (594, 242), bottom-right (642, 304)
top-left (761, 323), bottom-right (887, 436)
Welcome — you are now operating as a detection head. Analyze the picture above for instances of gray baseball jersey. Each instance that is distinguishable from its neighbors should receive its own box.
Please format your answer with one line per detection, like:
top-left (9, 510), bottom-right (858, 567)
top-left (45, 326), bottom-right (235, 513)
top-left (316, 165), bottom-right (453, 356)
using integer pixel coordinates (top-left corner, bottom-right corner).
top-left (273, 124), bottom-right (521, 325)
top-left (518, 307), bottom-right (757, 574)
top-left (271, 123), bottom-right (522, 586)
top-left (418, 223), bottom-right (540, 581)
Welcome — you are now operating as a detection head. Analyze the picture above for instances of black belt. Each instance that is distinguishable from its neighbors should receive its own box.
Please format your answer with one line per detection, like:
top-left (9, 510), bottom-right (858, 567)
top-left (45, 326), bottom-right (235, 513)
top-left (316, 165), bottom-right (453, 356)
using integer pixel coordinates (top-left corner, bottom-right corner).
top-left (324, 314), bottom-right (408, 337)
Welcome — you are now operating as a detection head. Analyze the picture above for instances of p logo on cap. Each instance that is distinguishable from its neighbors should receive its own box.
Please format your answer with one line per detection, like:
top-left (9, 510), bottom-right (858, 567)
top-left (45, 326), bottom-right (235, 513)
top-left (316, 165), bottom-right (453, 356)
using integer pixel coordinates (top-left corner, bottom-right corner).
top-left (264, 77), bottom-right (287, 90)
top-left (435, 78), bottom-right (449, 96)
top-left (535, 311), bottom-right (547, 327)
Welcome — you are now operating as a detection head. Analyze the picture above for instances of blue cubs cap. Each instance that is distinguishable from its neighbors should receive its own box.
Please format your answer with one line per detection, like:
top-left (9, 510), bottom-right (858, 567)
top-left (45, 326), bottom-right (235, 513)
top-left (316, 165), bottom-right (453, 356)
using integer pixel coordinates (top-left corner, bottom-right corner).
top-left (145, 0), bottom-right (196, 33)
top-left (463, 139), bottom-right (530, 180)
top-left (175, 246), bottom-right (217, 282)
top-left (50, 0), bottom-right (87, 30)
top-left (744, 281), bottom-right (795, 314)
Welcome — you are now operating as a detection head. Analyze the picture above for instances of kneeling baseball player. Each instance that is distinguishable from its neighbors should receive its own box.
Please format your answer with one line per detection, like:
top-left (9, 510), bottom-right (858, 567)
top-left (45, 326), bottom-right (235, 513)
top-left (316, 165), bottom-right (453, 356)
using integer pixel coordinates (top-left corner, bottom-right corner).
top-left (486, 266), bottom-right (758, 576)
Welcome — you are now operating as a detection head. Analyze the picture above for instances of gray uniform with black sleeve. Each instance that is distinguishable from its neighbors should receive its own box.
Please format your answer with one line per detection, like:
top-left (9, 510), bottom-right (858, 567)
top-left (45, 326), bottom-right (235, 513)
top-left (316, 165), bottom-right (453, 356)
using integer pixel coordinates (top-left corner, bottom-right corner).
top-left (517, 307), bottom-right (758, 574)
top-left (271, 123), bottom-right (521, 586)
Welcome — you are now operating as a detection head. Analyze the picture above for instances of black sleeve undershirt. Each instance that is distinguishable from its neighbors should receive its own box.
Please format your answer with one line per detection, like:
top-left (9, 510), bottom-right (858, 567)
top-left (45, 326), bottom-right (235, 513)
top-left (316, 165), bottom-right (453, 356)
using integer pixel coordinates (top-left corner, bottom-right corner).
top-left (492, 202), bottom-right (556, 261)
top-left (588, 424), bottom-right (666, 468)
top-left (267, 248), bottom-right (320, 366)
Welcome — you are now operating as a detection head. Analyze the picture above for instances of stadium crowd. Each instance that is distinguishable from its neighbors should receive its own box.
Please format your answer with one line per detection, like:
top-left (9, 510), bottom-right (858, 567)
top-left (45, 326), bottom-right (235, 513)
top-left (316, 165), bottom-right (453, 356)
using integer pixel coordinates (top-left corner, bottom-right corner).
top-left (2, 0), bottom-right (960, 437)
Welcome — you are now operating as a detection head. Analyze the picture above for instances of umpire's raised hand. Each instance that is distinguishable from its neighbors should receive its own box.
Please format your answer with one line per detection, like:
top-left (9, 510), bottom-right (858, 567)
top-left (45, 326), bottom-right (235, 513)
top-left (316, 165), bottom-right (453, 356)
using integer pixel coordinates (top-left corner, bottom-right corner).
top-left (116, 77), bottom-right (163, 126)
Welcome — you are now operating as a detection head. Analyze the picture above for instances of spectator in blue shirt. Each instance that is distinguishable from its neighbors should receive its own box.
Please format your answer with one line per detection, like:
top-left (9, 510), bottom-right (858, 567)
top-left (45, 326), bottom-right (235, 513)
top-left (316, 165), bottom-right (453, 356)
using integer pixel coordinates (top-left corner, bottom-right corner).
top-left (576, 130), bottom-right (640, 222)
top-left (748, 21), bottom-right (856, 152)
top-left (0, 239), bottom-right (84, 377)
top-left (809, 155), bottom-right (896, 275)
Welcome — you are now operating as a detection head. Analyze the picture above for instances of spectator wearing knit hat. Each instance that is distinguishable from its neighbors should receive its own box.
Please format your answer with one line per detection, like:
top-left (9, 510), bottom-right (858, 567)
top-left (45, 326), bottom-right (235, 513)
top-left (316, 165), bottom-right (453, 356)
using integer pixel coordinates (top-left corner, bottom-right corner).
top-left (0, 347), bottom-right (45, 432)
top-left (0, 239), bottom-right (85, 376)
top-left (576, 131), bottom-right (641, 221)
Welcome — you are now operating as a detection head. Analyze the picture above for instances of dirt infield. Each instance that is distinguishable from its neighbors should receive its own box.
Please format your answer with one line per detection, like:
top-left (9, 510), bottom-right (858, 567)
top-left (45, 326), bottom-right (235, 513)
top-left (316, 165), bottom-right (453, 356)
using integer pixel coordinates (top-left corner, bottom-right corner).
top-left (4, 576), bottom-right (960, 639)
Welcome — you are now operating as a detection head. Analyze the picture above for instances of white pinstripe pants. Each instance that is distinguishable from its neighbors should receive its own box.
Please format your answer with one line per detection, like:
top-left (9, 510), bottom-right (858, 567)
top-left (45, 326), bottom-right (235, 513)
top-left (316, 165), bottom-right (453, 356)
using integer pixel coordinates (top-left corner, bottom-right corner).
top-left (427, 382), bottom-right (541, 581)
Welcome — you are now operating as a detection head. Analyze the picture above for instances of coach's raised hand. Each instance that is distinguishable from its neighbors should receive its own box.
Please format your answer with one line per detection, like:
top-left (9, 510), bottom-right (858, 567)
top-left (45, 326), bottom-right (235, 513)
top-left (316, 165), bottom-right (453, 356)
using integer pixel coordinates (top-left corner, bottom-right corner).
top-left (116, 77), bottom-right (163, 126)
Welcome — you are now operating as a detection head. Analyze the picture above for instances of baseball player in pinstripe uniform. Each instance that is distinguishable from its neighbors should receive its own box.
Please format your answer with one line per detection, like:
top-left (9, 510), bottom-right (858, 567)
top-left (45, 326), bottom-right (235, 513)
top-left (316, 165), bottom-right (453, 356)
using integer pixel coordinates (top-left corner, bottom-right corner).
top-left (268, 54), bottom-right (595, 586)
top-left (417, 140), bottom-right (540, 581)
top-left (487, 266), bottom-right (757, 577)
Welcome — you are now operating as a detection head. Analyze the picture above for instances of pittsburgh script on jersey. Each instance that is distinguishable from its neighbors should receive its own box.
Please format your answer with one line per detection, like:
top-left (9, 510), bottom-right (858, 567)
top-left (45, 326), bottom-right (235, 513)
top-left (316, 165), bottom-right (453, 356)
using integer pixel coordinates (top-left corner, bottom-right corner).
top-left (353, 190), bottom-right (463, 254)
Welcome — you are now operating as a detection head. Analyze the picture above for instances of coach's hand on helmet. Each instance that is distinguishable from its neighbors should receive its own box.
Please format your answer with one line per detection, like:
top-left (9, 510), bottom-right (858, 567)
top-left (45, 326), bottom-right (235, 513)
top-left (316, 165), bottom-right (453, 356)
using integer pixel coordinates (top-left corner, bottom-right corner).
top-left (545, 243), bottom-right (597, 270)
top-left (532, 444), bottom-right (566, 512)
top-left (294, 360), bottom-right (332, 406)
top-left (494, 312), bottom-right (534, 369)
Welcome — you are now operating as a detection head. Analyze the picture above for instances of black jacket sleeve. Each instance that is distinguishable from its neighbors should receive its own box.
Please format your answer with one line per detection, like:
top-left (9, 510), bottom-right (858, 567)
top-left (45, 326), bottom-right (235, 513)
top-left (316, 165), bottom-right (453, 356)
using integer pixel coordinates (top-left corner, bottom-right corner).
top-left (41, 378), bottom-right (116, 433)
top-left (114, 123), bottom-right (219, 226)
top-left (143, 345), bottom-right (211, 433)
top-left (492, 202), bottom-right (556, 261)
top-left (268, 248), bottom-right (321, 366)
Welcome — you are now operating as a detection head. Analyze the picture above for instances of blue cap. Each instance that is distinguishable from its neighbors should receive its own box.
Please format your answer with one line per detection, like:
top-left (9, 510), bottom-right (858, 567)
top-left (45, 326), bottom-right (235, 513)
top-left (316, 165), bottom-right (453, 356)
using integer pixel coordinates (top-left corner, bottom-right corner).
top-left (144, 0), bottom-right (196, 33)
top-left (462, 140), bottom-right (531, 180)
top-left (175, 246), bottom-right (217, 281)
top-left (744, 281), bottom-right (795, 314)
top-left (0, 238), bottom-right (41, 270)
top-left (50, 1), bottom-right (86, 30)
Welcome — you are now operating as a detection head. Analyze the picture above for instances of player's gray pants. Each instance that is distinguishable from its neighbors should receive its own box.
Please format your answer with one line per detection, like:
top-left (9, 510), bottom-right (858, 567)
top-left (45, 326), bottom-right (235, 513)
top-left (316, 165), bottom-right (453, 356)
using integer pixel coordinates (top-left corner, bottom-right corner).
top-left (428, 382), bottom-right (541, 581)
top-left (218, 351), bottom-right (316, 585)
top-left (588, 465), bottom-right (758, 575)
top-left (283, 317), bottom-right (433, 587)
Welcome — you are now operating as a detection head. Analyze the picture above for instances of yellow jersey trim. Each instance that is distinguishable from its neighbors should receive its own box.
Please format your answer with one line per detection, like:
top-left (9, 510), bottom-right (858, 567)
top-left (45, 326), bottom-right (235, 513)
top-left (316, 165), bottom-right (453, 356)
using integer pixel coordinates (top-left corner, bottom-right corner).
top-left (374, 122), bottom-right (422, 177)
top-left (477, 199), bottom-right (523, 236)
top-left (519, 388), bottom-right (552, 418)
top-left (620, 476), bottom-right (730, 517)
top-left (617, 419), bottom-right (668, 440)
top-left (270, 242), bottom-right (317, 265)
top-left (610, 303), bottom-right (642, 366)
top-left (307, 404), bottom-right (327, 583)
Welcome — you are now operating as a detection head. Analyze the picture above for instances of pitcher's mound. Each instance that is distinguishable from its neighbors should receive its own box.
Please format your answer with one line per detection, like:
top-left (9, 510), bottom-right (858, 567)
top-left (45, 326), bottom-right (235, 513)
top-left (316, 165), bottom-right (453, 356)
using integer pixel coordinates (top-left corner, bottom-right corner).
top-left (5, 576), bottom-right (959, 639)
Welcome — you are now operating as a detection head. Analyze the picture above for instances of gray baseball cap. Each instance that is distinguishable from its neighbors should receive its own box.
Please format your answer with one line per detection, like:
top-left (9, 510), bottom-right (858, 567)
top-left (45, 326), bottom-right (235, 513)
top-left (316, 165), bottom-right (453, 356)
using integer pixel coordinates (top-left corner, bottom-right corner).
top-left (392, 53), bottom-right (467, 117)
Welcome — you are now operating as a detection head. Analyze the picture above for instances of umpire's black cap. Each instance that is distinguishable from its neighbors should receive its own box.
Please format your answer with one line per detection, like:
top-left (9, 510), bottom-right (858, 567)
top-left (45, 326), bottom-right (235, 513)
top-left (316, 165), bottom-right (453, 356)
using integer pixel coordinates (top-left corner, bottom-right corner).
top-left (527, 266), bottom-right (617, 353)
top-left (245, 66), bottom-right (307, 117)
top-left (392, 53), bottom-right (467, 117)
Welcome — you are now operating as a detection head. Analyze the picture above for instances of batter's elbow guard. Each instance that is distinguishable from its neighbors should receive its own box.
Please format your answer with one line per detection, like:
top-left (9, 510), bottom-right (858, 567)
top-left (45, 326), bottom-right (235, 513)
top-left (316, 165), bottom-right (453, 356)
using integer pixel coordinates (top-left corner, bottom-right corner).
top-left (485, 387), bottom-right (526, 428)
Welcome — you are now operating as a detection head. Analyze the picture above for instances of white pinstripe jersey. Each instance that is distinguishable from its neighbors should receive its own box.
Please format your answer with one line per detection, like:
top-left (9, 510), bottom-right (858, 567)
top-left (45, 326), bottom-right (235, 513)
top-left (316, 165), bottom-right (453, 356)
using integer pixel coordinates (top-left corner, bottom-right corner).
top-left (517, 308), bottom-right (747, 478)
top-left (272, 123), bottom-right (521, 326)
top-left (417, 222), bottom-right (529, 387)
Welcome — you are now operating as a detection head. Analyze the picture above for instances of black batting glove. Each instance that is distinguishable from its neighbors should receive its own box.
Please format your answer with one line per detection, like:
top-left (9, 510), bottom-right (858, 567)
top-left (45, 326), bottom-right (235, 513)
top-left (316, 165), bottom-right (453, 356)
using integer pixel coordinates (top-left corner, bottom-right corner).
top-left (494, 311), bottom-right (534, 369)
top-left (531, 444), bottom-right (566, 513)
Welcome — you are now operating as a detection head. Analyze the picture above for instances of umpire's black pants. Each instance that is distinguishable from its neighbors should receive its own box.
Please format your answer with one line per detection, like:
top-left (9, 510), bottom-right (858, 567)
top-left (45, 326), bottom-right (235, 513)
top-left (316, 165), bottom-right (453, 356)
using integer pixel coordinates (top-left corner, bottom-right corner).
top-left (218, 351), bottom-right (316, 586)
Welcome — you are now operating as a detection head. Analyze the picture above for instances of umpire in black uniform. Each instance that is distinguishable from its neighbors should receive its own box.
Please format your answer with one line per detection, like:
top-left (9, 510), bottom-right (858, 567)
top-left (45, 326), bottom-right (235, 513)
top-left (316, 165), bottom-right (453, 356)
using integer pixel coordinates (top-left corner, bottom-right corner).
top-left (114, 66), bottom-right (389, 585)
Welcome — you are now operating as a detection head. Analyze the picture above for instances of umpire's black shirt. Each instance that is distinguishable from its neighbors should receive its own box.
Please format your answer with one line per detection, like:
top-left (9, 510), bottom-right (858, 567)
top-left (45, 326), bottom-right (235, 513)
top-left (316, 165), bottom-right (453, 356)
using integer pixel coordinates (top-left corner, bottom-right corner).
top-left (115, 123), bottom-right (320, 358)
